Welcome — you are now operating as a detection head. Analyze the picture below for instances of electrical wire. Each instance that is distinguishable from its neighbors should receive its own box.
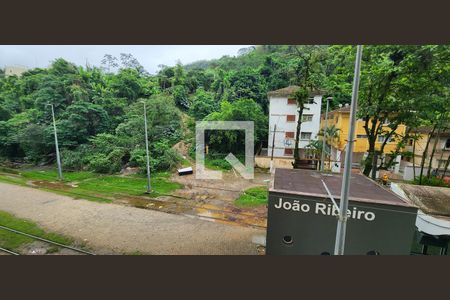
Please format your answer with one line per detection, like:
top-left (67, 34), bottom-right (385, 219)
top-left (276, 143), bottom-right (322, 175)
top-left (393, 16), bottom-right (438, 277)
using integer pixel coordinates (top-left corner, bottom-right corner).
top-left (0, 247), bottom-right (19, 255)
top-left (0, 225), bottom-right (96, 255)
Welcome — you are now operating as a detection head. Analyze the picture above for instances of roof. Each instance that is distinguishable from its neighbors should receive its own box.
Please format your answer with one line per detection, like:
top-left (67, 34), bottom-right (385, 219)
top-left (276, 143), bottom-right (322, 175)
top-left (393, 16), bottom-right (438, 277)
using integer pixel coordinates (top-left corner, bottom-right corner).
top-left (321, 105), bottom-right (351, 118)
top-left (396, 183), bottom-right (450, 217)
top-left (270, 168), bottom-right (414, 208)
top-left (267, 85), bottom-right (325, 97)
top-left (411, 126), bottom-right (450, 138)
top-left (329, 105), bottom-right (351, 114)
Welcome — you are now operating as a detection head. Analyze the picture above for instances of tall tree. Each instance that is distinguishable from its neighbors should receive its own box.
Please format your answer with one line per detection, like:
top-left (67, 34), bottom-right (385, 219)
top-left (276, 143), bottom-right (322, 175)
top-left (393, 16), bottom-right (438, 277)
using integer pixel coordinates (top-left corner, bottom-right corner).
top-left (288, 46), bottom-right (327, 168)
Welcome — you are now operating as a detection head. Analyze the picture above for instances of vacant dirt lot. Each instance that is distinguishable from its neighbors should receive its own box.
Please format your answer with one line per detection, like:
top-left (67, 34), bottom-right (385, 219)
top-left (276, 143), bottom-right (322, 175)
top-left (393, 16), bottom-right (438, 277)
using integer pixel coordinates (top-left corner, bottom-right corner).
top-left (0, 182), bottom-right (265, 254)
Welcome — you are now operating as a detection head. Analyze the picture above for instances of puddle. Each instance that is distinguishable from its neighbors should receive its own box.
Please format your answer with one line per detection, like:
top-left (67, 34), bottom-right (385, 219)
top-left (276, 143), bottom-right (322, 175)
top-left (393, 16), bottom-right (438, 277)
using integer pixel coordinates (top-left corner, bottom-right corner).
top-left (193, 205), bottom-right (267, 228)
top-left (123, 196), bottom-right (191, 214)
top-left (120, 195), bottom-right (267, 229)
top-left (30, 180), bottom-right (71, 190)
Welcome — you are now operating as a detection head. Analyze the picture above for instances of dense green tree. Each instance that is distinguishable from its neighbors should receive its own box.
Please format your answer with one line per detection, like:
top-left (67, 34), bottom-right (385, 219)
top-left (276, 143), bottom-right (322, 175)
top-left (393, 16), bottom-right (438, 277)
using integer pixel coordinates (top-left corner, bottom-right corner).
top-left (204, 99), bottom-right (268, 154)
top-left (1, 46), bottom-right (449, 179)
top-left (189, 88), bottom-right (217, 120)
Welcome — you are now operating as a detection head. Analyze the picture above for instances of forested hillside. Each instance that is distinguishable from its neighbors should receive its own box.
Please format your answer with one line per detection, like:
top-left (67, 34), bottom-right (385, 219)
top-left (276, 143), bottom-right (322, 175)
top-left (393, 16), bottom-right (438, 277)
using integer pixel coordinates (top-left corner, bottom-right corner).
top-left (0, 45), bottom-right (448, 175)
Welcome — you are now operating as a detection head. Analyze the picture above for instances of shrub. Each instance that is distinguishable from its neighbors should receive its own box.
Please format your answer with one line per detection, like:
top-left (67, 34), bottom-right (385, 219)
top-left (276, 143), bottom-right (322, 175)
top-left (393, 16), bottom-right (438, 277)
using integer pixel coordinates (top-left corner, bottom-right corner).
top-left (86, 148), bottom-right (125, 174)
top-left (412, 176), bottom-right (449, 187)
top-left (129, 141), bottom-right (181, 173)
top-left (87, 154), bottom-right (111, 173)
top-left (62, 144), bottom-right (92, 170)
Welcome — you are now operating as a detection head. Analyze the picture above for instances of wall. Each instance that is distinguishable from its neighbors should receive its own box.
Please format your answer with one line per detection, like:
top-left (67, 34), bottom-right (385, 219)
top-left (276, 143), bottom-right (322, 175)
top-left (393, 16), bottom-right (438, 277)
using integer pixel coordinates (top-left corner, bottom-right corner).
top-left (255, 156), bottom-right (294, 169)
top-left (403, 165), bottom-right (428, 181)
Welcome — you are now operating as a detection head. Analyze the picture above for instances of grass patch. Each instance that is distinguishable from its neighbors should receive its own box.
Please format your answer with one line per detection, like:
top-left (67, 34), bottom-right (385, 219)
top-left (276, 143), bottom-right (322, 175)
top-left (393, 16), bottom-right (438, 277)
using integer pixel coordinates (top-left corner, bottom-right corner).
top-left (205, 158), bottom-right (233, 171)
top-left (235, 186), bottom-right (268, 207)
top-left (0, 169), bottom-right (183, 203)
top-left (180, 158), bottom-right (192, 168)
top-left (77, 173), bottom-right (182, 198)
top-left (0, 174), bottom-right (28, 186)
top-left (21, 169), bottom-right (94, 182)
top-left (204, 154), bottom-right (246, 171)
top-left (0, 210), bottom-right (72, 253)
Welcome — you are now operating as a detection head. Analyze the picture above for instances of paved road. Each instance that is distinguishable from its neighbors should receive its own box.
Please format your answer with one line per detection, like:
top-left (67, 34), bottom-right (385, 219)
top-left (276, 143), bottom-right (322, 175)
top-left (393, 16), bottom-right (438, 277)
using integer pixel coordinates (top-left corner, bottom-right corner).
top-left (0, 182), bottom-right (264, 254)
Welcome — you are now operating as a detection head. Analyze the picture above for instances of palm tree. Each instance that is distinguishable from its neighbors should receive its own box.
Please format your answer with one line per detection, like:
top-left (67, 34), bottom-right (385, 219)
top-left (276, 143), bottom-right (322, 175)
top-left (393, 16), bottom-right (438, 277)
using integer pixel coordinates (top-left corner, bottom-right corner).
top-left (306, 139), bottom-right (323, 159)
top-left (318, 125), bottom-right (340, 170)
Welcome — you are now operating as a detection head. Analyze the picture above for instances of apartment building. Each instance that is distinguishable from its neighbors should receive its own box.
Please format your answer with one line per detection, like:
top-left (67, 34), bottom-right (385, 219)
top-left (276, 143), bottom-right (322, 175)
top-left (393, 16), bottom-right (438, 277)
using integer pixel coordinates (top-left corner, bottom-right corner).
top-left (267, 86), bottom-right (323, 158)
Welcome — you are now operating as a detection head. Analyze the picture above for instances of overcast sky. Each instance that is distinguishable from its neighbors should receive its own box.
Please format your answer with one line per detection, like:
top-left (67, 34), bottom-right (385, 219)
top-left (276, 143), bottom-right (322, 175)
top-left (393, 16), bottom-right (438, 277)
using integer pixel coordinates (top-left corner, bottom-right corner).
top-left (0, 45), bottom-right (252, 74)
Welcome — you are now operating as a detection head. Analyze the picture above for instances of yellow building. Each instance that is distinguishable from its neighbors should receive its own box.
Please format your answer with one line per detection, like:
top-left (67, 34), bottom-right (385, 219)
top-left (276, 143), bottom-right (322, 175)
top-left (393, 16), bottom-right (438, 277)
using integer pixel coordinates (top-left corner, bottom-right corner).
top-left (403, 127), bottom-right (450, 178)
top-left (319, 105), bottom-right (407, 170)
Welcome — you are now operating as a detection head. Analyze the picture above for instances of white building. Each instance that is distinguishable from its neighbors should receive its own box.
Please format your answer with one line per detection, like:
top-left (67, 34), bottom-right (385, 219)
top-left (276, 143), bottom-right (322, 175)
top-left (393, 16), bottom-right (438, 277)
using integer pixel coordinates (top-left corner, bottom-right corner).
top-left (267, 86), bottom-right (323, 158)
top-left (4, 65), bottom-right (28, 77)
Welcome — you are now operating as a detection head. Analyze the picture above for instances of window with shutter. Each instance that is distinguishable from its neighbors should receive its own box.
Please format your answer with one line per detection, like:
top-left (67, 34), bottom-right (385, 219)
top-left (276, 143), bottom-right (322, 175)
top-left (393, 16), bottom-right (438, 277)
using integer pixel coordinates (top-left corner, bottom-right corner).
top-left (287, 98), bottom-right (296, 105)
top-left (286, 115), bottom-right (296, 122)
top-left (285, 132), bottom-right (295, 139)
top-left (284, 148), bottom-right (293, 156)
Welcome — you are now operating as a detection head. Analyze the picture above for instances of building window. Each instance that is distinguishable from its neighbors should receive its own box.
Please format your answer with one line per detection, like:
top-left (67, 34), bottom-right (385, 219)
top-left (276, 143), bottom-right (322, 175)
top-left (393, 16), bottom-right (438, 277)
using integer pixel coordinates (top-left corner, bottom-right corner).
top-left (286, 115), bottom-right (296, 122)
top-left (284, 148), bottom-right (293, 156)
top-left (445, 139), bottom-right (450, 149)
top-left (408, 139), bottom-right (414, 146)
top-left (377, 135), bottom-right (394, 143)
top-left (357, 134), bottom-right (368, 139)
top-left (285, 132), bottom-right (295, 139)
top-left (302, 114), bottom-right (313, 122)
top-left (300, 132), bottom-right (312, 140)
top-left (287, 98), bottom-right (296, 105)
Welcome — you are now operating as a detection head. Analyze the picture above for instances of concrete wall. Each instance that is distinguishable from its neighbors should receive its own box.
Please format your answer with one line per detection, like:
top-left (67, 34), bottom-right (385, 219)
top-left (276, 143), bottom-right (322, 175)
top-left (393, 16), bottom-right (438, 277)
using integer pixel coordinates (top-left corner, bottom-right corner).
top-left (255, 156), bottom-right (294, 169)
top-left (268, 95), bottom-right (322, 157)
top-left (403, 165), bottom-right (428, 181)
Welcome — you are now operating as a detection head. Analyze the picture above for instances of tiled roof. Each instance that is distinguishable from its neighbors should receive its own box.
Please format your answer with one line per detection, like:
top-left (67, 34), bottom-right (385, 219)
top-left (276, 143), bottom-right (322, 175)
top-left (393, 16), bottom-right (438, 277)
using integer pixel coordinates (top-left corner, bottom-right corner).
top-left (267, 85), bottom-right (325, 97)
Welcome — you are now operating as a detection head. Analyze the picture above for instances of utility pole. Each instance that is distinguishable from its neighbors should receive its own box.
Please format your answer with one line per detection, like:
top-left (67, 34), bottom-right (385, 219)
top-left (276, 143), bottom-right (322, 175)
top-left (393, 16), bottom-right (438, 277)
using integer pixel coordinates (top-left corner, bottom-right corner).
top-left (49, 104), bottom-right (63, 181)
top-left (270, 124), bottom-right (277, 173)
top-left (143, 101), bottom-right (151, 193)
top-left (320, 97), bottom-right (332, 171)
top-left (334, 45), bottom-right (363, 255)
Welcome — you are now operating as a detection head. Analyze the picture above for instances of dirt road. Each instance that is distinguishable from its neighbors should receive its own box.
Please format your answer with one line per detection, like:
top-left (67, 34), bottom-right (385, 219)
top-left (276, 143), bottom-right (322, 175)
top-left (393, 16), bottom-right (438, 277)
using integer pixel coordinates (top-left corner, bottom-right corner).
top-left (0, 182), bottom-right (265, 254)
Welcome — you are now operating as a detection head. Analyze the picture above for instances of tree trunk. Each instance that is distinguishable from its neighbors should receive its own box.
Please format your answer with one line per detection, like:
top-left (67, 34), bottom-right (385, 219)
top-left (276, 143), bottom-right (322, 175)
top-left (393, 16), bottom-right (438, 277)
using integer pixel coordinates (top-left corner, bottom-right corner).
top-left (384, 126), bottom-right (409, 169)
top-left (419, 125), bottom-right (436, 184)
top-left (293, 106), bottom-right (304, 168)
top-left (363, 116), bottom-right (380, 176)
top-left (441, 155), bottom-right (450, 179)
top-left (412, 139), bottom-right (416, 179)
top-left (427, 124), bottom-right (443, 178)
top-left (363, 137), bottom-right (376, 176)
